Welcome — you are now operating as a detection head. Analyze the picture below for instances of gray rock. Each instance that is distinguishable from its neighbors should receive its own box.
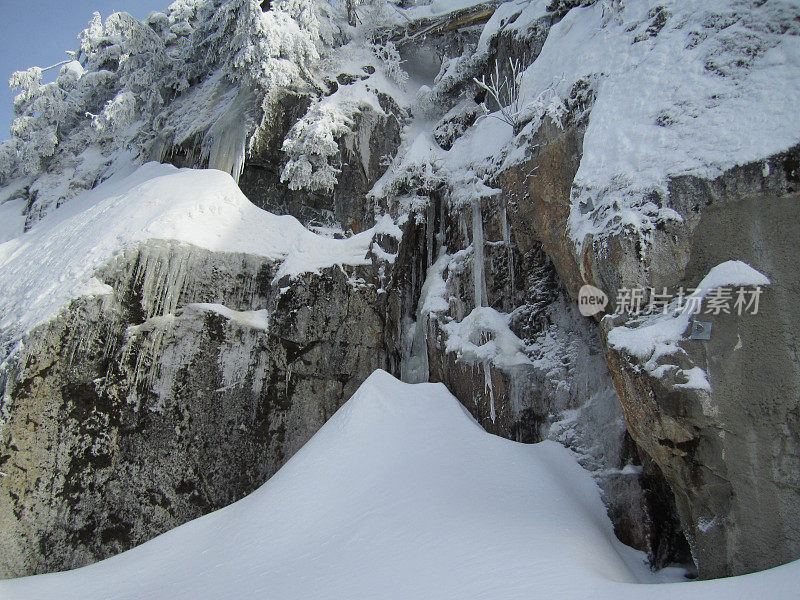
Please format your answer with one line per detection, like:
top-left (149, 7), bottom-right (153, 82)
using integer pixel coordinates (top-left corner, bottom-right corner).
top-left (0, 239), bottom-right (388, 577)
top-left (601, 147), bottom-right (800, 578)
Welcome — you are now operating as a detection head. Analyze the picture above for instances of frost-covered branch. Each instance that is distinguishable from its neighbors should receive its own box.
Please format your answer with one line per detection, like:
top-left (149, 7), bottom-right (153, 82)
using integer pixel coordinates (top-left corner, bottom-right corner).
top-left (473, 58), bottom-right (525, 128)
top-left (1, 0), bottom-right (331, 219)
top-left (281, 99), bottom-right (355, 192)
top-left (474, 59), bottom-right (566, 131)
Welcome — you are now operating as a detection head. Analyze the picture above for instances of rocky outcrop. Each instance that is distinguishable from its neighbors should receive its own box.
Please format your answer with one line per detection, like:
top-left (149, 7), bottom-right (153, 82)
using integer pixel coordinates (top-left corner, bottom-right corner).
top-left (0, 56), bottom-right (407, 578)
top-left (239, 89), bottom-right (405, 233)
top-left (2, 0), bottom-right (798, 585)
top-left (500, 100), bottom-right (800, 577)
top-left (599, 148), bottom-right (800, 578)
top-left (0, 239), bottom-right (388, 577)
top-left (372, 157), bottom-right (691, 567)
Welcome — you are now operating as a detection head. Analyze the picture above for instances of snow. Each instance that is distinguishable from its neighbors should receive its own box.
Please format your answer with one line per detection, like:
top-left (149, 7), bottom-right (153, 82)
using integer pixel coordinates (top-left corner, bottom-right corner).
top-left (74, 277), bottom-right (115, 298)
top-left (606, 260), bottom-right (770, 389)
top-left (505, 0), bottom-right (800, 251)
top-left (0, 197), bottom-right (26, 244)
top-left (2, 369), bottom-right (798, 599)
top-left (694, 259), bottom-right (771, 292)
top-left (443, 305), bottom-right (531, 370)
top-left (187, 303), bottom-right (270, 331)
top-left (368, 109), bottom-right (512, 214)
top-left (674, 366), bottom-right (712, 393)
top-left (444, 113), bottom-right (514, 173)
top-left (400, 0), bottom-right (501, 22)
top-left (0, 163), bottom-right (385, 353)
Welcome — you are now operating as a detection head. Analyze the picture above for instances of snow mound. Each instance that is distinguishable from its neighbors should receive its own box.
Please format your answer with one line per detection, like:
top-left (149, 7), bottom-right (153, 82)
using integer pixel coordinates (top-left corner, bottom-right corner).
top-left (0, 163), bottom-right (378, 352)
top-left (2, 369), bottom-right (798, 599)
top-left (443, 305), bottom-right (531, 369)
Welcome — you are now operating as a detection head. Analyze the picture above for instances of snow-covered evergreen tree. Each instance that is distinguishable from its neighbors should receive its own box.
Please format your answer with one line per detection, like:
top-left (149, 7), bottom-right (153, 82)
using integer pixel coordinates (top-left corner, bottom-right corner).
top-left (0, 0), bottom-right (332, 221)
top-left (0, 0), bottom-right (414, 218)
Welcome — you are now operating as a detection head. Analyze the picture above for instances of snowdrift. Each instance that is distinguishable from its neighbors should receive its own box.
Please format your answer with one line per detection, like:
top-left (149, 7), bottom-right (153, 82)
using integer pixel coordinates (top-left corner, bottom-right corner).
top-left (1, 370), bottom-right (797, 599)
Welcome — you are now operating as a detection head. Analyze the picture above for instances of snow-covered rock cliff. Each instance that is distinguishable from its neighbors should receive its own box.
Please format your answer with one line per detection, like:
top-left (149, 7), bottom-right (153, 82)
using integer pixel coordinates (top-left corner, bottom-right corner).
top-left (1, 0), bottom-right (799, 585)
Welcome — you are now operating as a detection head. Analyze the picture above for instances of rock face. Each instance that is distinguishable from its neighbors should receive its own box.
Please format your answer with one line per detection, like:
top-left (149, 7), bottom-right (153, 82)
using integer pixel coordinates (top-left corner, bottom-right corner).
top-left (599, 148), bottom-right (800, 578)
top-left (0, 46), bottom-right (407, 579)
top-left (0, 240), bottom-right (388, 576)
top-left (379, 146), bottom-right (691, 568)
top-left (502, 109), bottom-right (800, 577)
top-left (238, 90), bottom-right (405, 233)
top-left (2, 0), bottom-right (800, 585)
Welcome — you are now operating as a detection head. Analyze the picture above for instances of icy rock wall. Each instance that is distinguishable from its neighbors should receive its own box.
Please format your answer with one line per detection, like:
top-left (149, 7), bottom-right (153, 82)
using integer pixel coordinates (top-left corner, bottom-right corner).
top-left (359, 2), bottom-right (691, 569)
top-left (381, 183), bottom-right (687, 568)
top-left (0, 239), bottom-right (388, 577)
top-left (499, 76), bottom-right (800, 577)
top-left (4, 0), bottom-right (800, 584)
top-left (598, 148), bottom-right (800, 578)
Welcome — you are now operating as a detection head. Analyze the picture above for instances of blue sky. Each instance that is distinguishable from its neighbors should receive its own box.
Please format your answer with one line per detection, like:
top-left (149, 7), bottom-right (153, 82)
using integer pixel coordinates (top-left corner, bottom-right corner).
top-left (0, 0), bottom-right (169, 140)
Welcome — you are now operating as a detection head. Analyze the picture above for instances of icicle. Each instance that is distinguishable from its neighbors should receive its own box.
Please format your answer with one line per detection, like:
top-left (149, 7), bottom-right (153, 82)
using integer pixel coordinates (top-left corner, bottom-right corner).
top-left (66, 313), bottom-right (81, 370)
top-left (400, 315), bottom-right (429, 384)
top-left (483, 361), bottom-right (495, 423)
top-left (471, 197), bottom-right (487, 308)
top-left (436, 193), bottom-right (446, 249)
top-left (459, 209), bottom-right (469, 243)
top-left (355, 110), bottom-right (377, 176)
top-left (426, 200), bottom-right (435, 268)
top-left (500, 199), bottom-right (514, 300)
top-left (149, 133), bottom-right (173, 164)
top-left (410, 316), bottom-right (430, 384)
top-left (202, 89), bottom-right (253, 183)
top-left (410, 259), bottom-right (417, 316)
top-left (137, 247), bottom-right (191, 320)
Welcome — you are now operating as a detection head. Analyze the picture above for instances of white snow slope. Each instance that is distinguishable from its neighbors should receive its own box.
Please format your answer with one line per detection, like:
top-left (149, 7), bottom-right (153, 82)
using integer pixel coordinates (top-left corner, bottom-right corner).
top-left (508, 0), bottom-right (800, 249)
top-left (1, 370), bottom-right (797, 599)
top-left (0, 163), bottom-right (386, 352)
